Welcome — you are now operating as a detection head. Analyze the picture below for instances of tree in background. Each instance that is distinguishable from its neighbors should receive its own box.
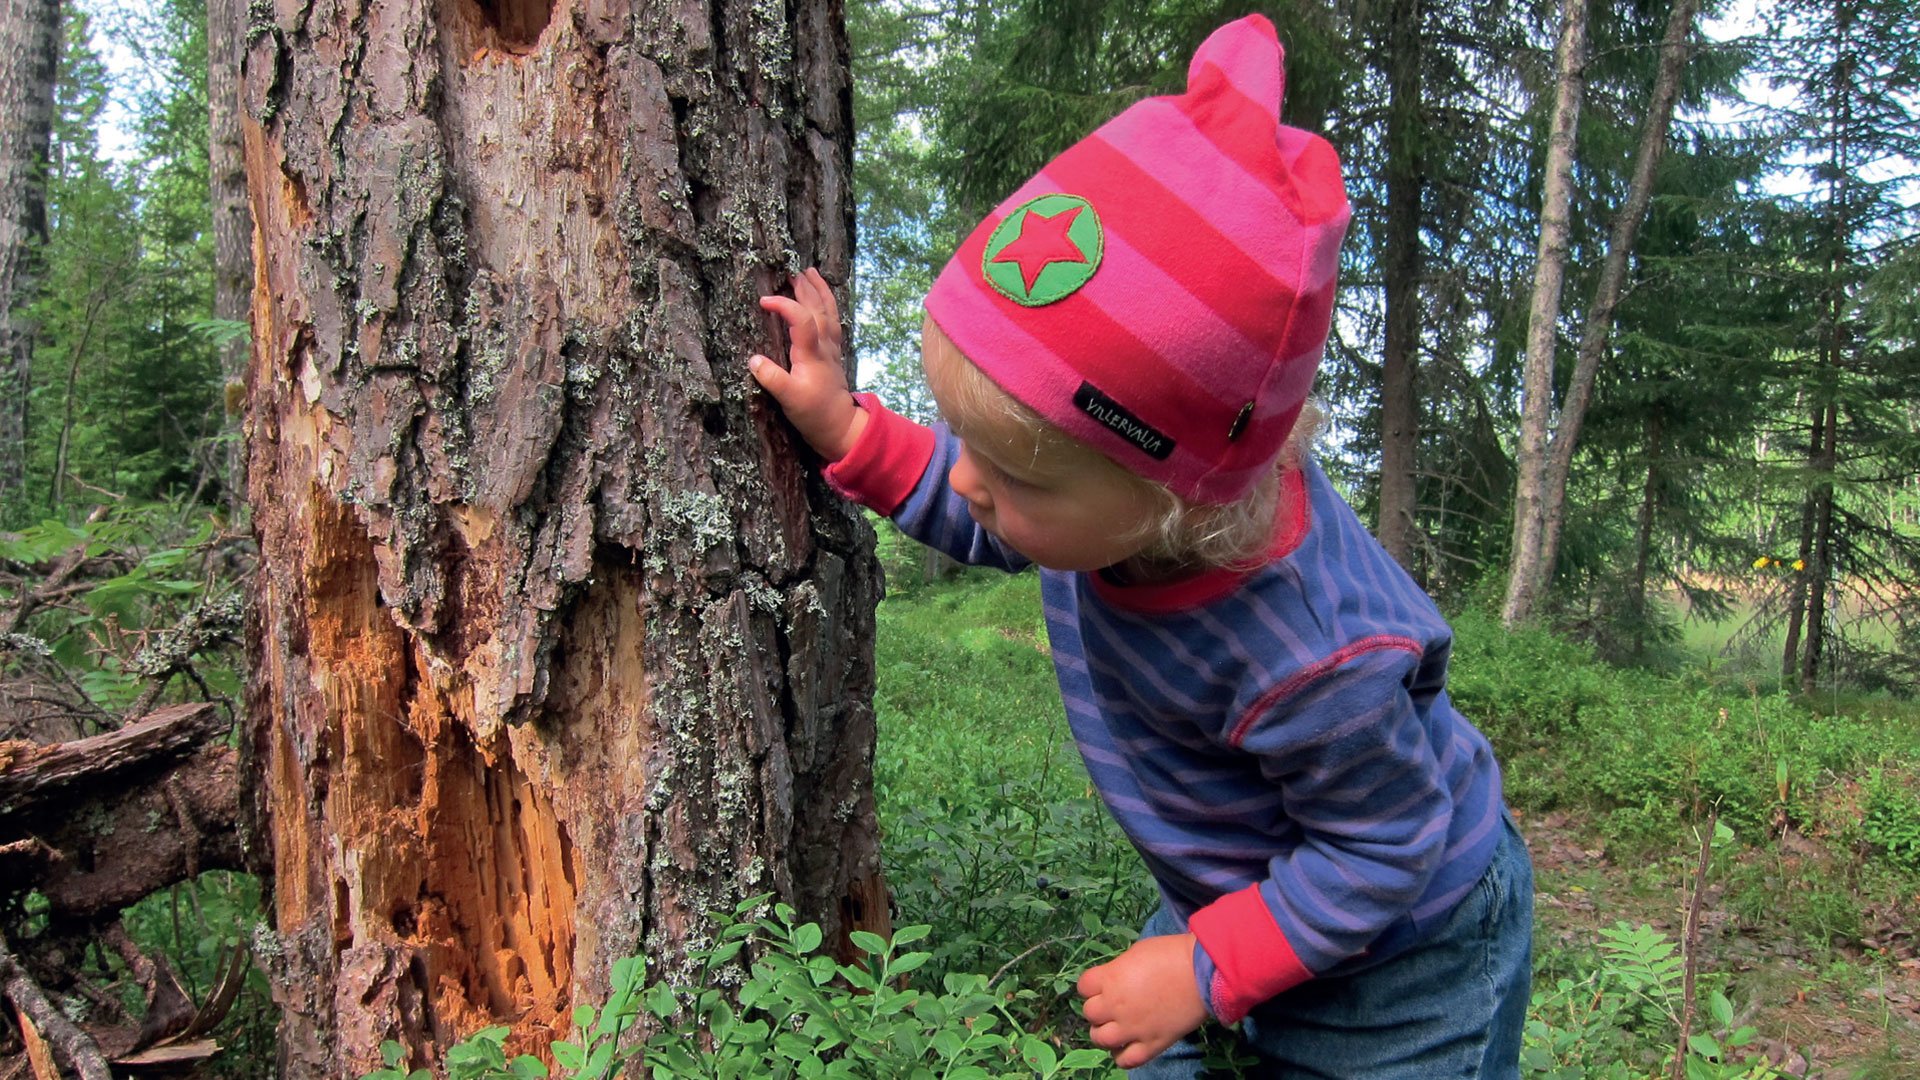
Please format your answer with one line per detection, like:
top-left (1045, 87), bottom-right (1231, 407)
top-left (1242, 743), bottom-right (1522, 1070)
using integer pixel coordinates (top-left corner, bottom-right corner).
top-left (34, 8), bottom-right (135, 510)
top-left (1505, 0), bottom-right (1706, 627)
top-left (0, 0), bottom-right (59, 514)
top-left (207, 0), bottom-right (250, 510)
top-left (1553, 136), bottom-right (1779, 661)
top-left (238, 0), bottom-right (886, 1071)
top-left (1759, 0), bottom-right (1920, 693)
top-left (18, 0), bottom-right (225, 515)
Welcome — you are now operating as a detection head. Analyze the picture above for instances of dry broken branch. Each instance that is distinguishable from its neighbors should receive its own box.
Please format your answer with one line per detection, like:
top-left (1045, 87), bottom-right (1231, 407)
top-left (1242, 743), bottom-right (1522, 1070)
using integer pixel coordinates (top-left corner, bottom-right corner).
top-left (0, 934), bottom-right (114, 1080)
top-left (0, 702), bottom-right (222, 818)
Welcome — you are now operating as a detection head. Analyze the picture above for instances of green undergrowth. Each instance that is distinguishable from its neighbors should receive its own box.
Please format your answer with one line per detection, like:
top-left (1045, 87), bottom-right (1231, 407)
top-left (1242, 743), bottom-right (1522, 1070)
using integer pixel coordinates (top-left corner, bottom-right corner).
top-left (1446, 607), bottom-right (1920, 875)
top-left (386, 559), bottom-right (1917, 1077)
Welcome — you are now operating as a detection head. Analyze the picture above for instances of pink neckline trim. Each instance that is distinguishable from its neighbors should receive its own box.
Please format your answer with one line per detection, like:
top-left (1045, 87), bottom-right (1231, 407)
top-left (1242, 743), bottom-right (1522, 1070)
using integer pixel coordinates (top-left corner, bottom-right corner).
top-left (1089, 467), bottom-right (1309, 614)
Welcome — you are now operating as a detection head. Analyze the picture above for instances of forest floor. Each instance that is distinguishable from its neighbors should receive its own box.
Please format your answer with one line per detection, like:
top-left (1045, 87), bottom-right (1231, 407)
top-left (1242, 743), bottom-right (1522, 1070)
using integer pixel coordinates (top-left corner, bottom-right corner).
top-left (1523, 807), bottom-right (1920, 1078)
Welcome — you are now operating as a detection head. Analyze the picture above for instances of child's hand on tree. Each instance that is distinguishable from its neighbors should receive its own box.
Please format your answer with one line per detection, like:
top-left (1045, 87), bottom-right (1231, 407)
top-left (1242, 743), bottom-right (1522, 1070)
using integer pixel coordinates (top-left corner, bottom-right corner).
top-left (750, 267), bottom-right (868, 461)
top-left (1077, 932), bottom-right (1210, 1068)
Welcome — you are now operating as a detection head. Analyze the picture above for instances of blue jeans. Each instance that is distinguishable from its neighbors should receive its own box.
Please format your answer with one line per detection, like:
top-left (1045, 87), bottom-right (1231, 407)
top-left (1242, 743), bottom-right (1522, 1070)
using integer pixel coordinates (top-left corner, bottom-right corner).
top-left (1128, 811), bottom-right (1533, 1079)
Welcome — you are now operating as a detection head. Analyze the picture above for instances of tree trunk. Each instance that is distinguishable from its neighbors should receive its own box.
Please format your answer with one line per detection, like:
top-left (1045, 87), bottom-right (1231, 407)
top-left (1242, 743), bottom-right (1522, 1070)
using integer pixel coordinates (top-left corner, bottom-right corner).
top-left (1502, 0), bottom-right (1586, 627)
top-left (1628, 414), bottom-right (1662, 659)
top-left (1524, 0), bottom-right (1700, 623)
top-left (1781, 401), bottom-right (1821, 684)
top-left (0, 0), bottom-right (59, 510)
top-left (208, 0), bottom-right (251, 513)
top-left (1375, 0), bottom-right (1422, 571)
top-left (239, 0), bottom-right (880, 1074)
top-left (1800, 398), bottom-right (1838, 694)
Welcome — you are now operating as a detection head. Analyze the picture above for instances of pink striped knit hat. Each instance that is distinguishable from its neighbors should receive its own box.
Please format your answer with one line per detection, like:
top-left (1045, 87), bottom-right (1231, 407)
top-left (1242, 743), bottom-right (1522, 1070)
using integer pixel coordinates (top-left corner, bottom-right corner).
top-left (923, 15), bottom-right (1350, 506)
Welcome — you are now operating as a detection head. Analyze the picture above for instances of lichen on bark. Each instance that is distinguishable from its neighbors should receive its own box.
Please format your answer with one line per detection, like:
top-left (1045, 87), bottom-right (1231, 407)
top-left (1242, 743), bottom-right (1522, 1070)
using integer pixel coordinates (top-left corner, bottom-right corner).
top-left (240, 0), bottom-right (875, 1071)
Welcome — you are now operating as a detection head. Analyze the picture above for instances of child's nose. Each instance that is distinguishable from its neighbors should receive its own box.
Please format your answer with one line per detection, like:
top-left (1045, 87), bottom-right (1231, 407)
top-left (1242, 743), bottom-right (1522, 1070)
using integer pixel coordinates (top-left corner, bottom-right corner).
top-left (949, 450), bottom-right (991, 510)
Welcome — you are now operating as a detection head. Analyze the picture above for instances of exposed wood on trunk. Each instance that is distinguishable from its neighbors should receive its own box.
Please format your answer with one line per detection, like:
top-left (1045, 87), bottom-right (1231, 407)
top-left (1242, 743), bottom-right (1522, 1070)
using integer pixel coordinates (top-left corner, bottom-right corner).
top-left (0, 0), bottom-right (60, 505)
top-left (1503, 0), bottom-right (1587, 627)
top-left (240, 0), bottom-right (881, 1072)
top-left (1374, 0), bottom-right (1422, 571)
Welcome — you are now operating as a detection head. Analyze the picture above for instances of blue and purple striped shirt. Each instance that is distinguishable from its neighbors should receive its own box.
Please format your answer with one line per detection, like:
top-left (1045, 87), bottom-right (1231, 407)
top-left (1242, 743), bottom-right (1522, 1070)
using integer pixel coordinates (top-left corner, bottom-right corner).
top-left (828, 398), bottom-right (1505, 1024)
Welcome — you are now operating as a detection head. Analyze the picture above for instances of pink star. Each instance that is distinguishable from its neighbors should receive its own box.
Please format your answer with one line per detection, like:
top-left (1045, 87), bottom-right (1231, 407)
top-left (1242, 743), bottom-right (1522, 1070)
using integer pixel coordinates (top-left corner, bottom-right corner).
top-left (992, 206), bottom-right (1088, 292)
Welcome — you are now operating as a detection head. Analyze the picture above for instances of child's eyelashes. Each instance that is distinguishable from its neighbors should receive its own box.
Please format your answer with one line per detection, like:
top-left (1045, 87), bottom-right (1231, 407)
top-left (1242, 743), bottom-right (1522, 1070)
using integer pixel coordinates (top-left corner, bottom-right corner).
top-left (972, 449), bottom-right (1033, 489)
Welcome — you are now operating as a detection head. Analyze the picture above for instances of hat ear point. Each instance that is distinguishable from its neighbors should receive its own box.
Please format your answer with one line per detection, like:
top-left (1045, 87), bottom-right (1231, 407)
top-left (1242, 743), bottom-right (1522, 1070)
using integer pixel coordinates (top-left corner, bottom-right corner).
top-left (1186, 13), bottom-right (1288, 118)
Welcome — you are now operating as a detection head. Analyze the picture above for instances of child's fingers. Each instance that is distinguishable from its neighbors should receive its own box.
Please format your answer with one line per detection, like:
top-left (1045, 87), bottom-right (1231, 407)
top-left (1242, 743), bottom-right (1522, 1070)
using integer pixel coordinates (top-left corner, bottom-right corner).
top-left (789, 272), bottom-right (843, 359)
top-left (747, 354), bottom-right (790, 398)
top-left (758, 295), bottom-right (822, 360)
top-left (805, 268), bottom-right (844, 350)
top-left (1074, 965), bottom-right (1106, 999)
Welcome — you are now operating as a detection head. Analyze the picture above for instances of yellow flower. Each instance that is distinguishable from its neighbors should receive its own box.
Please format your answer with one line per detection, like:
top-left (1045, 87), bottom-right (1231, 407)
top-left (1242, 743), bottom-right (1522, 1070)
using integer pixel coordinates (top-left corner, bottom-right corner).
top-left (1793, 559), bottom-right (1805, 571)
top-left (1753, 556), bottom-right (1771, 569)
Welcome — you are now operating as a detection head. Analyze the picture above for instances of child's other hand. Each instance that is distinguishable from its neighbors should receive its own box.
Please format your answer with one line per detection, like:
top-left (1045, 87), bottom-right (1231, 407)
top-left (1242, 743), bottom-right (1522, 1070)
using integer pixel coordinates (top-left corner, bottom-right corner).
top-left (1076, 932), bottom-right (1209, 1069)
top-left (750, 267), bottom-right (868, 461)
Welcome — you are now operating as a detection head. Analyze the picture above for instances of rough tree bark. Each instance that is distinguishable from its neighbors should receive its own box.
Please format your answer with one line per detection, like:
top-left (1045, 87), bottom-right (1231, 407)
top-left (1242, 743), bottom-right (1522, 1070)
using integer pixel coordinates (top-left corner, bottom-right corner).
top-left (1374, 0), bottom-right (1423, 572)
top-left (0, 0), bottom-right (59, 509)
top-left (1502, 0), bottom-right (1586, 627)
top-left (238, 0), bottom-right (882, 1073)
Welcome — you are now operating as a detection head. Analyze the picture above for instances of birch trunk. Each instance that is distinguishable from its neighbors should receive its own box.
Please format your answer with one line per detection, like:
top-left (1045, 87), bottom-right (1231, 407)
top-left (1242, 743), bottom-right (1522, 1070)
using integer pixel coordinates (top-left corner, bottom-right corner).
top-left (1524, 0), bottom-right (1701, 623)
top-left (1501, 0), bottom-right (1585, 627)
top-left (239, 0), bottom-right (882, 1073)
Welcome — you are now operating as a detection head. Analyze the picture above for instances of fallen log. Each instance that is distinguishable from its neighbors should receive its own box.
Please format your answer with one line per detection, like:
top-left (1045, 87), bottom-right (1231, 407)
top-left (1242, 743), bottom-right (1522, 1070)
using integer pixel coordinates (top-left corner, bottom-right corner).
top-left (0, 703), bottom-right (224, 819)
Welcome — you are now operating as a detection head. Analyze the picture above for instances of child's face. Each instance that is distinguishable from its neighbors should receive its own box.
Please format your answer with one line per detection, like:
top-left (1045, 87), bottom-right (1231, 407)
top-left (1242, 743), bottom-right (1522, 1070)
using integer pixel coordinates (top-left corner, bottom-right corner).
top-left (921, 321), bottom-right (1163, 572)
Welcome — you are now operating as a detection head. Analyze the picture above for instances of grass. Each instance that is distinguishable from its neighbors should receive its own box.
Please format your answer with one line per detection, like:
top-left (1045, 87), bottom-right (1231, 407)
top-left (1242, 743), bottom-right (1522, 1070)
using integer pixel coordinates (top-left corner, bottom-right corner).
top-left (871, 555), bottom-right (1920, 1077)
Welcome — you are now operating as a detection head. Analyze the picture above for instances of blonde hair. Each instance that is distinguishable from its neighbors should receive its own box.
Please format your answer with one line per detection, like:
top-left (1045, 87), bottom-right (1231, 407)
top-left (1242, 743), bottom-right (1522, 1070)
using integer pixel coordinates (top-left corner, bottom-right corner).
top-left (923, 318), bottom-right (1321, 571)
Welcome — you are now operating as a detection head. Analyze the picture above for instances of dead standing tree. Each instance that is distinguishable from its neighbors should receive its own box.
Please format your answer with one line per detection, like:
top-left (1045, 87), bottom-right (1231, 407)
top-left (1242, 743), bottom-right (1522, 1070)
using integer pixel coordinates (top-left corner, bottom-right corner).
top-left (238, 0), bottom-right (882, 1072)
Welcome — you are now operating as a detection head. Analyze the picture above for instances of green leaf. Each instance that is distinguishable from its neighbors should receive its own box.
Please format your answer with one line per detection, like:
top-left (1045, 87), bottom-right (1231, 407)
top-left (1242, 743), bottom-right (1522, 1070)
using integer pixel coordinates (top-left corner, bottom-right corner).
top-left (509, 1056), bottom-right (550, 1079)
top-left (891, 924), bottom-right (931, 945)
top-left (552, 1040), bottom-right (586, 1071)
top-left (889, 951), bottom-right (930, 977)
top-left (1018, 1035), bottom-right (1057, 1074)
top-left (579, 1039), bottom-right (615, 1080)
top-left (930, 1029), bottom-right (965, 1059)
top-left (849, 930), bottom-right (889, 956)
top-left (793, 922), bottom-right (824, 955)
top-left (1687, 1033), bottom-right (1723, 1059)
top-left (646, 982), bottom-right (678, 1019)
top-left (611, 955), bottom-right (644, 992)
top-left (1708, 990), bottom-right (1735, 1029)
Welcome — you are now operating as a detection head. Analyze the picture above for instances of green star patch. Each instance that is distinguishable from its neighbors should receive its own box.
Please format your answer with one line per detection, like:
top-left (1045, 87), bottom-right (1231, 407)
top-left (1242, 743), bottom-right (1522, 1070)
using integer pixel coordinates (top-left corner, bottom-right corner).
top-left (982, 194), bottom-right (1104, 306)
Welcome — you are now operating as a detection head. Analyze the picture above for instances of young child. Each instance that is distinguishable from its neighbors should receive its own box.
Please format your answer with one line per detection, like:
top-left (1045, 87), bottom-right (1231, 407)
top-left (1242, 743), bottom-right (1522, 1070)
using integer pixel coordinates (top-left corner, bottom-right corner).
top-left (748, 15), bottom-right (1532, 1077)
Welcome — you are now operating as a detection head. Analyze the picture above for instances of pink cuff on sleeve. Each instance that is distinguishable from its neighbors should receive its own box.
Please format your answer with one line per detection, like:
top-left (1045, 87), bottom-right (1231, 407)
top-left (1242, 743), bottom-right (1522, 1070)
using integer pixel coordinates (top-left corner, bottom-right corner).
top-left (821, 393), bottom-right (937, 516)
top-left (1188, 884), bottom-right (1314, 1025)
